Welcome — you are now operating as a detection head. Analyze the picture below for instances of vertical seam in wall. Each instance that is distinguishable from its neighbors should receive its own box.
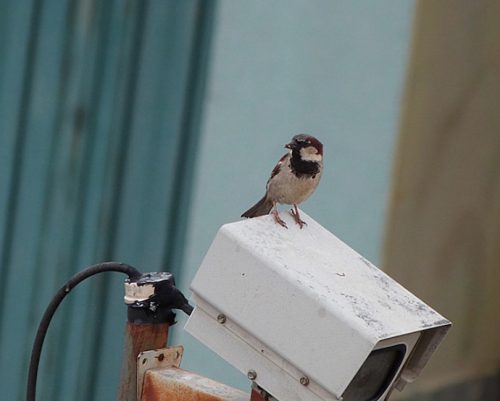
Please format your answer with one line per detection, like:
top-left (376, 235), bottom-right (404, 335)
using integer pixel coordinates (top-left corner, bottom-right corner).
top-left (86, 1), bottom-right (148, 399)
top-left (0, 0), bottom-right (43, 344)
top-left (164, 0), bottom-right (217, 281)
top-left (68, 0), bottom-right (110, 280)
top-left (49, 0), bottom-right (111, 399)
top-left (0, 2), bottom-right (10, 81)
top-left (18, 0), bottom-right (79, 398)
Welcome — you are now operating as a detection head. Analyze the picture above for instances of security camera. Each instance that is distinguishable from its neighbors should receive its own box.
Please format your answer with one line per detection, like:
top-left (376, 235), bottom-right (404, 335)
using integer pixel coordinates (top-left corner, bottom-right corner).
top-left (185, 211), bottom-right (451, 401)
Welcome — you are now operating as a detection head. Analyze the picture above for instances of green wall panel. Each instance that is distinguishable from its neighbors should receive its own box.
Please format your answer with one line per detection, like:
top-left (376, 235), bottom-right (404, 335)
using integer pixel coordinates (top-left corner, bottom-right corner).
top-left (0, 1), bottom-right (214, 400)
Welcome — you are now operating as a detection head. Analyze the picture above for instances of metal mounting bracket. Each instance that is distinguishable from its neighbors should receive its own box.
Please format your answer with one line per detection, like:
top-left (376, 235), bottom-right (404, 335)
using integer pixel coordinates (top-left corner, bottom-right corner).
top-left (136, 346), bottom-right (184, 400)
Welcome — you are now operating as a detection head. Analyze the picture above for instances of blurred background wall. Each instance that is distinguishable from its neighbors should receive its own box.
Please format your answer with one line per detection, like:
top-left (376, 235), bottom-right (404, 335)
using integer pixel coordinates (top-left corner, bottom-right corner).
top-left (0, 1), bottom-right (214, 400)
top-left (172, 0), bottom-right (415, 392)
top-left (385, 1), bottom-right (500, 400)
top-left (0, 1), bottom-right (499, 401)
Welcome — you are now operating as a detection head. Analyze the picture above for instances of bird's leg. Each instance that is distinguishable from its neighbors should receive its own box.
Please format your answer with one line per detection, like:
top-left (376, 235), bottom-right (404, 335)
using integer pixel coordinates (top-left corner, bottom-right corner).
top-left (271, 203), bottom-right (287, 228)
top-left (290, 204), bottom-right (307, 229)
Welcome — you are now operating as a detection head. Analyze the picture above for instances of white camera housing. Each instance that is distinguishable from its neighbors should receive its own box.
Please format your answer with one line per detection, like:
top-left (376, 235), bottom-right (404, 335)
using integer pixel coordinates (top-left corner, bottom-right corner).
top-left (185, 211), bottom-right (451, 401)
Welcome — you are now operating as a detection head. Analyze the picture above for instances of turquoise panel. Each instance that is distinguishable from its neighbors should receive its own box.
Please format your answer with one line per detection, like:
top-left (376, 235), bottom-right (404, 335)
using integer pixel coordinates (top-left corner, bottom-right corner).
top-left (0, 1), bottom-right (214, 401)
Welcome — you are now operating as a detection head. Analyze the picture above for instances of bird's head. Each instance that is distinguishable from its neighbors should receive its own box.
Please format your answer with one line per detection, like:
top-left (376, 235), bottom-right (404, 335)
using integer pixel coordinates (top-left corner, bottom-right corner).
top-left (285, 134), bottom-right (323, 162)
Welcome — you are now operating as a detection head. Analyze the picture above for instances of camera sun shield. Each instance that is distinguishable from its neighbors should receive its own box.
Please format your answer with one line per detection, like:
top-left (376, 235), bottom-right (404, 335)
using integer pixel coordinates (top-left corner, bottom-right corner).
top-left (185, 211), bottom-right (451, 401)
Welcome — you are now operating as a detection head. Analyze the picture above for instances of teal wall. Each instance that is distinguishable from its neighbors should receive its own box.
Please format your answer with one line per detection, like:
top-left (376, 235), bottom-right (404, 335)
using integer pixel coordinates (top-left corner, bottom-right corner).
top-left (0, 1), bottom-right (213, 400)
top-left (172, 0), bottom-right (416, 392)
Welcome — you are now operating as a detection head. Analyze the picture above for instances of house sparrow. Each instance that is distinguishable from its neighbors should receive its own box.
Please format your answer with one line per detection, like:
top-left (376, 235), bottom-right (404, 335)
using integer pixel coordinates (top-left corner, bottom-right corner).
top-left (241, 134), bottom-right (323, 228)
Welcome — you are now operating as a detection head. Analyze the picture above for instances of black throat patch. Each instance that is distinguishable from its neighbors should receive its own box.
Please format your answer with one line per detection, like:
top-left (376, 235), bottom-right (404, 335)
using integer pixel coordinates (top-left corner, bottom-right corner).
top-left (290, 149), bottom-right (320, 178)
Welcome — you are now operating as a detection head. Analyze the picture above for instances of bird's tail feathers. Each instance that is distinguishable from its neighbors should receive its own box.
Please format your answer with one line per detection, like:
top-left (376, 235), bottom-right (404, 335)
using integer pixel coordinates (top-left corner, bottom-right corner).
top-left (241, 195), bottom-right (274, 218)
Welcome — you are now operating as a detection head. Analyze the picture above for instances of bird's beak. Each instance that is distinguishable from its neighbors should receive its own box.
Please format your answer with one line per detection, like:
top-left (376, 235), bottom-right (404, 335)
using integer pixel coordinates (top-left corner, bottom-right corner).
top-left (285, 142), bottom-right (292, 149)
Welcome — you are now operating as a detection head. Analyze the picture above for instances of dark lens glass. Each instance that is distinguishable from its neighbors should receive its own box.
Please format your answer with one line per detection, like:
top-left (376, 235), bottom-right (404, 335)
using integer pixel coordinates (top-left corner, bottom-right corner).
top-left (342, 344), bottom-right (406, 401)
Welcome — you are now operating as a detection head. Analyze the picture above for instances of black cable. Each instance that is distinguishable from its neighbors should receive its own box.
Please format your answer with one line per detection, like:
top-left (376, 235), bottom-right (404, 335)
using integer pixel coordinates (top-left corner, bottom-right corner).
top-left (26, 262), bottom-right (141, 401)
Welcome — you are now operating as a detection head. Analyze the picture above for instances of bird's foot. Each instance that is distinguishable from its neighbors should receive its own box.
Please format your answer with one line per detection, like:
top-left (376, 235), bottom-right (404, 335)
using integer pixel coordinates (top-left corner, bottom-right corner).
top-left (290, 206), bottom-right (307, 229)
top-left (272, 209), bottom-right (288, 228)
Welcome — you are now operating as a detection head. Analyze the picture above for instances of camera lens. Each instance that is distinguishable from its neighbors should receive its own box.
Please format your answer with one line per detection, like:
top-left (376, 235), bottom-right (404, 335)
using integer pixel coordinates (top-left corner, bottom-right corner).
top-left (342, 344), bottom-right (406, 401)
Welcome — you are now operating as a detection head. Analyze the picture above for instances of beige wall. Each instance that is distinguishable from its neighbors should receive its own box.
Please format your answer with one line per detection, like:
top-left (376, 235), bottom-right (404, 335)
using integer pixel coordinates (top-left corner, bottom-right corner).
top-left (384, 0), bottom-right (500, 398)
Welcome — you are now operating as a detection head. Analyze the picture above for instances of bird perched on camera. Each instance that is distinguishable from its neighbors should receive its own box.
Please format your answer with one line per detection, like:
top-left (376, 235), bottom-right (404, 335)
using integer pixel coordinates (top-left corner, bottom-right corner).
top-left (241, 134), bottom-right (323, 228)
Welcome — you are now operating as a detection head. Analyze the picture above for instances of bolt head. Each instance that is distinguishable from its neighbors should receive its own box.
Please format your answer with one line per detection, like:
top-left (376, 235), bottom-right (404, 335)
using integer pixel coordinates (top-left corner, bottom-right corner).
top-left (217, 313), bottom-right (226, 324)
top-left (247, 369), bottom-right (257, 380)
top-left (300, 376), bottom-right (310, 386)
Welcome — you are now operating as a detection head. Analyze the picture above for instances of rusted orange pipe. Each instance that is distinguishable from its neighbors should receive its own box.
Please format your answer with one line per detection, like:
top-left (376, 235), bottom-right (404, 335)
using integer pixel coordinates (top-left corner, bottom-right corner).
top-left (250, 386), bottom-right (269, 401)
top-left (250, 388), bottom-right (267, 401)
top-left (118, 322), bottom-right (169, 401)
top-left (140, 367), bottom-right (249, 401)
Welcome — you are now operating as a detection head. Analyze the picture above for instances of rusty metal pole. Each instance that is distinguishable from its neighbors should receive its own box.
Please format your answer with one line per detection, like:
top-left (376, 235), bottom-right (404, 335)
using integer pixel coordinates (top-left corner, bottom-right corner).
top-left (250, 388), bottom-right (266, 401)
top-left (118, 272), bottom-right (191, 401)
top-left (140, 367), bottom-right (249, 401)
top-left (250, 384), bottom-right (275, 401)
top-left (118, 323), bottom-right (170, 401)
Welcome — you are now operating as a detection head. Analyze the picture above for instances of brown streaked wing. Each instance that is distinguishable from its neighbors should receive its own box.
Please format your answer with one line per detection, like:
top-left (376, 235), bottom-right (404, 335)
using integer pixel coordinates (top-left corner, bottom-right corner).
top-left (267, 153), bottom-right (289, 185)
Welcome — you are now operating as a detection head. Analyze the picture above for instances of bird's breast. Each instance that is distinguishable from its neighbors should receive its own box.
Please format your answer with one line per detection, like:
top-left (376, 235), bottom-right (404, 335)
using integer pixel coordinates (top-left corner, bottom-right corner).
top-left (267, 163), bottom-right (322, 205)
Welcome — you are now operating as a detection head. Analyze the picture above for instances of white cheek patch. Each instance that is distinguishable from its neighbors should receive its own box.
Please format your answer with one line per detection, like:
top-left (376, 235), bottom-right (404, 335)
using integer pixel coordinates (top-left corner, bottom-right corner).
top-left (300, 146), bottom-right (322, 162)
